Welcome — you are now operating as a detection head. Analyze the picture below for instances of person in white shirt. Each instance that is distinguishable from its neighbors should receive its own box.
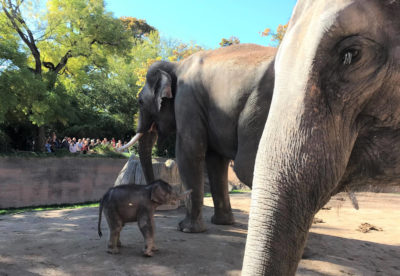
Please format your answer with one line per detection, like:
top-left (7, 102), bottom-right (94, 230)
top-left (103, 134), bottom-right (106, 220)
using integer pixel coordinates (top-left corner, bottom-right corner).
top-left (69, 141), bottom-right (78, 153)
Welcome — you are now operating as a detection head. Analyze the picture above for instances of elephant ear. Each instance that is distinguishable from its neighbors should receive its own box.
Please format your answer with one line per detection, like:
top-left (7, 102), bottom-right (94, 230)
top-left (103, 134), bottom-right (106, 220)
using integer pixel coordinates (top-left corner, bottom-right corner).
top-left (156, 70), bottom-right (173, 112)
top-left (150, 180), bottom-right (171, 204)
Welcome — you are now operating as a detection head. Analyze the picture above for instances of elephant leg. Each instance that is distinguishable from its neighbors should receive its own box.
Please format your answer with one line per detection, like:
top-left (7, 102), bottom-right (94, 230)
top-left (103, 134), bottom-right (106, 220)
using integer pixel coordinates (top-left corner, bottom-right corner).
top-left (176, 133), bottom-right (207, 233)
top-left (105, 212), bottom-right (122, 253)
top-left (117, 232), bottom-right (122, 248)
top-left (107, 226), bottom-right (122, 254)
top-left (206, 151), bottom-right (234, 225)
top-left (138, 212), bottom-right (156, 257)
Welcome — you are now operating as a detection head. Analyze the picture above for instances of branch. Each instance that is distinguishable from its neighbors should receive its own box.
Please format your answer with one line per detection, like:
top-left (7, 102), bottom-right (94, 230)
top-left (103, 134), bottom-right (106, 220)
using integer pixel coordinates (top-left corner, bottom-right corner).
top-left (90, 39), bottom-right (119, 46)
top-left (53, 50), bottom-right (72, 74)
top-left (2, 0), bottom-right (42, 74)
top-left (43, 61), bottom-right (55, 71)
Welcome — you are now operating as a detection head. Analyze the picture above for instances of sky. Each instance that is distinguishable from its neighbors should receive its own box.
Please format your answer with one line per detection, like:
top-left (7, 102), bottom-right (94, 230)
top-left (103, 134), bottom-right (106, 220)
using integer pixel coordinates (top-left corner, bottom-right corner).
top-left (104, 0), bottom-right (297, 49)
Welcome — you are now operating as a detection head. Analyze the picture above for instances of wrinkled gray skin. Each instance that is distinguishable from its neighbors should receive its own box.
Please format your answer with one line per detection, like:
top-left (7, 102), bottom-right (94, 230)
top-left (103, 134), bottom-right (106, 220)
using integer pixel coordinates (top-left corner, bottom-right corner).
top-left (98, 180), bottom-right (180, 256)
top-left (243, 0), bottom-right (400, 275)
top-left (136, 44), bottom-right (276, 232)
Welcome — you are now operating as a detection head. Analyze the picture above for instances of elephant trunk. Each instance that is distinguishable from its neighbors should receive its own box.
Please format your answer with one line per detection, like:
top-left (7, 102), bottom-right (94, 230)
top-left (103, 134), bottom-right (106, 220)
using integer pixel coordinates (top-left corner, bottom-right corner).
top-left (242, 82), bottom-right (358, 275)
top-left (138, 130), bottom-right (158, 184)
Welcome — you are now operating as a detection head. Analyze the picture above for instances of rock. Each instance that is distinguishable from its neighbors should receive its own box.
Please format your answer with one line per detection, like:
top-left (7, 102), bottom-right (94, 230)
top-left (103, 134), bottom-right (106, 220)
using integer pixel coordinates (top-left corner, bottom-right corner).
top-left (115, 156), bottom-right (250, 209)
top-left (114, 155), bottom-right (182, 210)
top-left (203, 161), bottom-right (251, 193)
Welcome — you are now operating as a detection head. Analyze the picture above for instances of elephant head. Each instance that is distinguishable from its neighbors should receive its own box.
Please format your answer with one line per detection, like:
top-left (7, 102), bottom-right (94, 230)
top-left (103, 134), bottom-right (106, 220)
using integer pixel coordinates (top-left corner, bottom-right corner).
top-left (120, 61), bottom-right (177, 184)
top-left (151, 179), bottom-right (192, 205)
top-left (243, 0), bottom-right (400, 275)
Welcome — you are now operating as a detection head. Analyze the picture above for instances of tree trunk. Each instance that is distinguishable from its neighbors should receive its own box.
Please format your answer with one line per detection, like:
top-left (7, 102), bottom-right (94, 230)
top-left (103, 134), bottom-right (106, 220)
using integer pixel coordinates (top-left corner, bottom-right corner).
top-left (34, 125), bottom-right (46, 152)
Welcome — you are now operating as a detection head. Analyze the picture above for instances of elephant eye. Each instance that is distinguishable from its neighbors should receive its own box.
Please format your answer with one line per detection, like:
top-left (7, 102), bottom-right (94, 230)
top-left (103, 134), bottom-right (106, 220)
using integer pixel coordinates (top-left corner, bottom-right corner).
top-left (341, 49), bottom-right (360, 65)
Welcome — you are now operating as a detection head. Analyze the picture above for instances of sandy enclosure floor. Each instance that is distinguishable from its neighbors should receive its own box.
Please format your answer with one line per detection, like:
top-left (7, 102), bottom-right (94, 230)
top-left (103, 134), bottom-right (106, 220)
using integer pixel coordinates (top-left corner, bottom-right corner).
top-left (0, 192), bottom-right (399, 276)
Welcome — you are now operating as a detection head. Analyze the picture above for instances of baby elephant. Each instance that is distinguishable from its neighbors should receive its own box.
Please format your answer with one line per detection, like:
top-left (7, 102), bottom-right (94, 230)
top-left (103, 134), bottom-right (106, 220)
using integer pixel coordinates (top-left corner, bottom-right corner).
top-left (98, 179), bottom-right (190, 256)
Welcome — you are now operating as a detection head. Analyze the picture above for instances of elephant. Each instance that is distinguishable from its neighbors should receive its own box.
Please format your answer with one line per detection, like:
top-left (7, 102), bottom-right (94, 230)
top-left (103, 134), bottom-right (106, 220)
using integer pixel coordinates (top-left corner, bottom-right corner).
top-left (120, 44), bottom-right (276, 232)
top-left (98, 179), bottom-right (191, 256)
top-left (242, 0), bottom-right (400, 275)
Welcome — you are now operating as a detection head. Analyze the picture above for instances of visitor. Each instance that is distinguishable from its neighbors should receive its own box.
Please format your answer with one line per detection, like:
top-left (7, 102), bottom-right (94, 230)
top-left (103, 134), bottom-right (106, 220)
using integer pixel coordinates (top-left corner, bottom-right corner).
top-left (45, 138), bottom-right (52, 153)
top-left (95, 138), bottom-right (101, 147)
top-left (61, 137), bottom-right (69, 149)
top-left (89, 139), bottom-right (95, 150)
top-left (111, 137), bottom-right (116, 148)
top-left (69, 139), bottom-right (78, 153)
top-left (116, 140), bottom-right (122, 149)
top-left (51, 132), bottom-right (60, 149)
top-left (77, 139), bottom-right (83, 151)
top-left (81, 140), bottom-right (89, 154)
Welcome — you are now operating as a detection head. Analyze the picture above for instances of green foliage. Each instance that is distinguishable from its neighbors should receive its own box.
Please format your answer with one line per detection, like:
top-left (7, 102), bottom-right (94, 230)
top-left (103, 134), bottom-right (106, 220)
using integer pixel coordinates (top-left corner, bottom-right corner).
top-left (0, 202), bottom-right (100, 216)
top-left (219, 36), bottom-right (240, 47)
top-left (230, 189), bottom-right (251, 194)
top-left (120, 16), bottom-right (156, 40)
top-left (0, 0), bottom-right (203, 154)
top-left (61, 114), bottom-right (131, 140)
top-left (0, 129), bottom-right (11, 152)
top-left (91, 144), bottom-right (124, 158)
top-left (167, 41), bottom-right (204, 62)
top-left (43, 0), bottom-right (131, 66)
top-left (0, 0), bottom-right (133, 150)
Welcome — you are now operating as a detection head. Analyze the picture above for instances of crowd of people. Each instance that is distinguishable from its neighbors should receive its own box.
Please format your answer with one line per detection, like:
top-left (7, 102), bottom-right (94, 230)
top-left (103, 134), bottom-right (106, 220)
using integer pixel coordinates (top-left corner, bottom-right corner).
top-left (44, 133), bottom-right (129, 154)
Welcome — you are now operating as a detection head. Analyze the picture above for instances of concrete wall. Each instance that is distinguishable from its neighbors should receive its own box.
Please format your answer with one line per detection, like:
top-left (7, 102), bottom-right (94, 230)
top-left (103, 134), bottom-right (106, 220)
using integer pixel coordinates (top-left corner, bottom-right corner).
top-left (0, 157), bottom-right (127, 208)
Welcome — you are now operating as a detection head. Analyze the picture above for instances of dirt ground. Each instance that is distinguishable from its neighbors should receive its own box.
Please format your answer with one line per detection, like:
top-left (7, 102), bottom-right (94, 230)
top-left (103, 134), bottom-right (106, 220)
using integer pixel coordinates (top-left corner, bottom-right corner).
top-left (0, 192), bottom-right (399, 276)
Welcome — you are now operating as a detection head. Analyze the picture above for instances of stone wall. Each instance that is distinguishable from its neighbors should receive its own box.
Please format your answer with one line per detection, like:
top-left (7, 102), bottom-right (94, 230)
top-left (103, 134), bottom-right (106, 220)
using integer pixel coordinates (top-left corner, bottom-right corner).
top-left (0, 156), bottom-right (251, 209)
top-left (0, 157), bottom-right (127, 208)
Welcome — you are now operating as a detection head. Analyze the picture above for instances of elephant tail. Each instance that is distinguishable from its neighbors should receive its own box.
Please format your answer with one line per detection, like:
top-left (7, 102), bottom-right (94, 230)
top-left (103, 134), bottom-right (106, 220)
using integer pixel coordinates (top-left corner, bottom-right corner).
top-left (98, 194), bottom-right (105, 238)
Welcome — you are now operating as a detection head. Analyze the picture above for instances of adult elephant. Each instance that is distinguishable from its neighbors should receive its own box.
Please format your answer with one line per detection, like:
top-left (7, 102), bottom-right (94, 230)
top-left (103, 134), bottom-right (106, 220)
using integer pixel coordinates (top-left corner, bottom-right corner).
top-left (242, 0), bottom-right (400, 275)
top-left (121, 44), bottom-right (276, 232)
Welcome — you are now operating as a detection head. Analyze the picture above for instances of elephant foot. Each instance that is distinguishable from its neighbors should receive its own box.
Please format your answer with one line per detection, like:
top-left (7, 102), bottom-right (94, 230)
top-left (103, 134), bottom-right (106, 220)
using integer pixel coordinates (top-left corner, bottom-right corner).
top-left (108, 242), bottom-right (121, 248)
top-left (107, 247), bottom-right (120, 254)
top-left (211, 212), bottom-right (235, 225)
top-left (143, 246), bottom-right (156, 257)
top-left (178, 217), bottom-right (206, 233)
top-left (143, 249), bottom-right (154, 257)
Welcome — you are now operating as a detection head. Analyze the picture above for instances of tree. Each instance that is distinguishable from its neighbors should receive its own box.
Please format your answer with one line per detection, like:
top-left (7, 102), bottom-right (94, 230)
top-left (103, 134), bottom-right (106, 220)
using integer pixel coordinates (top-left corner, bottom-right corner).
top-left (167, 41), bottom-right (203, 62)
top-left (261, 23), bottom-right (288, 47)
top-left (1, 0), bottom-right (208, 153)
top-left (120, 16), bottom-right (156, 40)
top-left (0, 0), bottom-right (131, 150)
top-left (134, 39), bottom-right (204, 90)
top-left (219, 36), bottom-right (240, 47)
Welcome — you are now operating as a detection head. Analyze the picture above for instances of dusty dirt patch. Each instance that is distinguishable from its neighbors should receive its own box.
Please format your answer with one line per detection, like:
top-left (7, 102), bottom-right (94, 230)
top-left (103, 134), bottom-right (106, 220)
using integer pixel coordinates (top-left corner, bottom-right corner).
top-left (0, 193), bottom-right (399, 275)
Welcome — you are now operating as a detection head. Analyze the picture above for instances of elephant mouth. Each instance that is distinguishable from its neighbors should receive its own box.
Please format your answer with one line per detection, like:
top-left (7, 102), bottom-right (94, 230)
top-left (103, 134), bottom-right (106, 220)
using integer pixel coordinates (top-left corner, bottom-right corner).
top-left (148, 122), bottom-right (157, 133)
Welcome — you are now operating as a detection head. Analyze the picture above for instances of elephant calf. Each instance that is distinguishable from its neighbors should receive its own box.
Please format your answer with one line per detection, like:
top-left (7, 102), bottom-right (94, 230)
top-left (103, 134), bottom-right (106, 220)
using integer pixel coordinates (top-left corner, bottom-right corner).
top-left (98, 179), bottom-right (190, 256)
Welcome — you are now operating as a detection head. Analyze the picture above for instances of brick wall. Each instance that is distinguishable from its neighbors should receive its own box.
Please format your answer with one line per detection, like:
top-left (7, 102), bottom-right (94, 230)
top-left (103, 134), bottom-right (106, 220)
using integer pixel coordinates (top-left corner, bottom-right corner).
top-left (0, 157), bottom-right (127, 208)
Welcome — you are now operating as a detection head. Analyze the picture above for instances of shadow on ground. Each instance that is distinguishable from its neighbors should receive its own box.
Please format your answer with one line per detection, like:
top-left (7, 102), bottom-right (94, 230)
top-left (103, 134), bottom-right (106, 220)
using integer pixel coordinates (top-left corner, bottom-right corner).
top-left (298, 233), bottom-right (400, 276)
top-left (0, 193), bottom-right (399, 275)
top-left (0, 198), bottom-right (248, 276)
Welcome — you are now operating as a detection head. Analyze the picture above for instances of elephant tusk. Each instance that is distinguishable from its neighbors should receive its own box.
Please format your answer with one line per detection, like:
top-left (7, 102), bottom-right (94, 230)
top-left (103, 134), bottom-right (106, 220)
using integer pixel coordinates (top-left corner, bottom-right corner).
top-left (117, 132), bottom-right (143, 151)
